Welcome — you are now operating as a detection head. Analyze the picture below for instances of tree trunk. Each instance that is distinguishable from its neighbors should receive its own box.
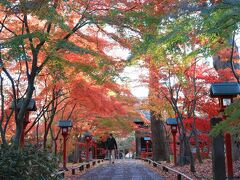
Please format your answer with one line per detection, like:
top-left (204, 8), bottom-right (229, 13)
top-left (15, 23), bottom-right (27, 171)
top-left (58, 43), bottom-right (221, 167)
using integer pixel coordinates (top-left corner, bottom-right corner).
top-left (15, 84), bottom-right (35, 147)
top-left (36, 121), bottom-right (39, 146)
top-left (150, 111), bottom-right (168, 161)
top-left (43, 118), bottom-right (47, 149)
top-left (177, 113), bottom-right (195, 172)
top-left (179, 135), bottom-right (185, 165)
top-left (193, 129), bottom-right (203, 163)
top-left (192, 58), bottom-right (203, 163)
top-left (74, 142), bottom-right (80, 163)
top-left (185, 137), bottom-right (196, 172)
top-left (54, 139), bottom-right (58, 155)
top-left (179, 133), bottom-right (196, 172)
top-left (165, 135), bottom-right (171, 163)
top-left (0, 75), bottom-right (7, 146)
top-left (43, 88), bottom-right (57, 149)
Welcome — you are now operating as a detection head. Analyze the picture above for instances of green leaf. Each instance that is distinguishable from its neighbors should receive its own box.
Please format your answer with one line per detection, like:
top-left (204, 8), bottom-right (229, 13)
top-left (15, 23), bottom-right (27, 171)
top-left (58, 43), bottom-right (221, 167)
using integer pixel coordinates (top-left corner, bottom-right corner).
top-left (56, 40), bottom-right (96, 55)
top-left (210, 100), bottom-right (240, 136)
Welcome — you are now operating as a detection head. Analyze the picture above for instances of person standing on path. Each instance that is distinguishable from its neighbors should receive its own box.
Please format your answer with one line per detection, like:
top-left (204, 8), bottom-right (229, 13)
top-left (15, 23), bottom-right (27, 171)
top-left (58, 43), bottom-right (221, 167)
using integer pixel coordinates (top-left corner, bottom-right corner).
top-left (106, 133), bottom-right (118, 164)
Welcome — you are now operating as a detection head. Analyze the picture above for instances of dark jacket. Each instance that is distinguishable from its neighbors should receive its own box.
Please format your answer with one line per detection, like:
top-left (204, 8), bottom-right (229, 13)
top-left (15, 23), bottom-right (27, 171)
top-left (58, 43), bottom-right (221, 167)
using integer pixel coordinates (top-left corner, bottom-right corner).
top-left (106, 137), bottom-right (117, 150)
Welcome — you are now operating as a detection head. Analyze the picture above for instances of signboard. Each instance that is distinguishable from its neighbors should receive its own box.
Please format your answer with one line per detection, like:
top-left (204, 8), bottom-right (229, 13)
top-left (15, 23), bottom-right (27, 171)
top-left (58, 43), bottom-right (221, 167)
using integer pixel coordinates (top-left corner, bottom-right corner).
top-left (144, 137), bottom-right (151, 141)
top-left (58, 120), bottom-right (73, 127)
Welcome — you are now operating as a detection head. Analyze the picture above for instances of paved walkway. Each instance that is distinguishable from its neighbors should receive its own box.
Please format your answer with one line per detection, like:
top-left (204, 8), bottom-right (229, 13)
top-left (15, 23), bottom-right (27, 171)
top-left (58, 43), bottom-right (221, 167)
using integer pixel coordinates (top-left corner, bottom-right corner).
top-left (70, 159), bottom-right (165, 180)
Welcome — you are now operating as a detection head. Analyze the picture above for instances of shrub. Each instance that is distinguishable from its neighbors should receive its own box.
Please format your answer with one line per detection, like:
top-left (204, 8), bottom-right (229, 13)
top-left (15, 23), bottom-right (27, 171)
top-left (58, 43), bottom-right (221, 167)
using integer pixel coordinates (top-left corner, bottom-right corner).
top-left (0, 144), bottom-right (60, 180)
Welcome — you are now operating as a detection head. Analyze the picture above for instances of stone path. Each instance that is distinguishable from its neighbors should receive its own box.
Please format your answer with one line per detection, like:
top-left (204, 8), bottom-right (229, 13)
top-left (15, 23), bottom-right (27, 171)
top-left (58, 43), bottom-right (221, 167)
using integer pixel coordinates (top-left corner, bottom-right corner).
top-left (69, 159), bottom-right (165, 180)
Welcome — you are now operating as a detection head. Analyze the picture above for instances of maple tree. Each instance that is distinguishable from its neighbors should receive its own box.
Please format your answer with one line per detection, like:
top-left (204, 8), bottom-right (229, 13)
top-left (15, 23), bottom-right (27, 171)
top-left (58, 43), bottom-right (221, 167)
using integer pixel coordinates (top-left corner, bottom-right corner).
top-left (172, 0), bottom-right (240, 137)
top-left (0, 0), bottom-right (144, 150)
top-left (127, 6), bottom-right (221, 169)
top-left (161, 61), bottom-right (216, 167)
top-left (135, 0), bottom-right (239, 159)
top-left (147, 57), bottom-right (169, 162)
top-left (0, 1), bottom-right (239, 178)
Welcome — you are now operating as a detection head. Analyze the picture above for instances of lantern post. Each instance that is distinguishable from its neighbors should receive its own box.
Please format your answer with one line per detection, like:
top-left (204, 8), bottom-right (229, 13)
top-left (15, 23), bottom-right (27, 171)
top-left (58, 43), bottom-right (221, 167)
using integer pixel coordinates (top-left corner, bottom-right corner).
top-left (167, 118), bottom-right (178, 166)
top-left (143, 136), bottom-right (151, 158)
top-left (93, 142), bottom-right (97, 159)
top-left (84, 132), bottom-right (92, 162)
top-left (92, 138), bottom-right (97, 159)
top-left (58, 120), bottom-right (73, 170)
top-left (146, 140), bottom-right (150, 153)
top-left (210, 82), bottom-right (240, 178)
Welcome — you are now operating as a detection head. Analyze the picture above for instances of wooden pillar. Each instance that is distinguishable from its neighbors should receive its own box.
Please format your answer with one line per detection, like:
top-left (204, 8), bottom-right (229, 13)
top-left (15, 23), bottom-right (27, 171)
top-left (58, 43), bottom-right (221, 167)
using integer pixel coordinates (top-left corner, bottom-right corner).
top-left (211, 118), bottom-right (226, 180)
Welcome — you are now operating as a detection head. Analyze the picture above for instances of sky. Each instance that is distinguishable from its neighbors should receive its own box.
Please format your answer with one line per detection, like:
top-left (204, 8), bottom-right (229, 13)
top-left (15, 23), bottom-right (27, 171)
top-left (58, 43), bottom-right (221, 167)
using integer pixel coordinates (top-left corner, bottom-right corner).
top-left (120, 65), bottom-right (149, 98)
top-left (105, 46), bottom-right (216, 99)
top-left (101, 28), bottom-right (240, 100)
top-left (104, 45), bottom-right (149, 99)
top-left (101, 25), bottom-right (149, 98)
